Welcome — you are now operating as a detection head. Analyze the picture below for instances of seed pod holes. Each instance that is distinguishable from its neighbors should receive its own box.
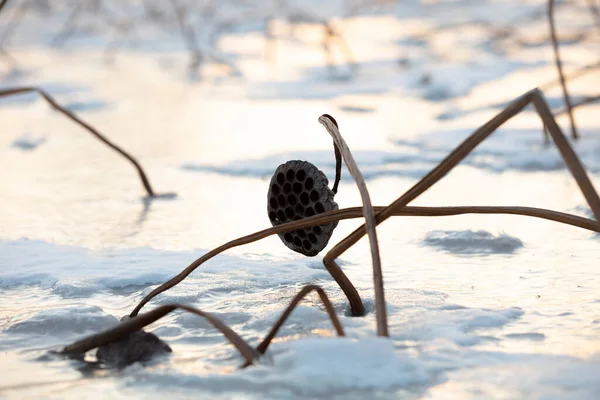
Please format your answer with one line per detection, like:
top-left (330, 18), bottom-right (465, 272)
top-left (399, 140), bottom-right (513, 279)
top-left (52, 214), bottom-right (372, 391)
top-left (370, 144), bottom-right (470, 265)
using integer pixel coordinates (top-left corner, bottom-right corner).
top-left (267, 160), bottom-right (338, 256)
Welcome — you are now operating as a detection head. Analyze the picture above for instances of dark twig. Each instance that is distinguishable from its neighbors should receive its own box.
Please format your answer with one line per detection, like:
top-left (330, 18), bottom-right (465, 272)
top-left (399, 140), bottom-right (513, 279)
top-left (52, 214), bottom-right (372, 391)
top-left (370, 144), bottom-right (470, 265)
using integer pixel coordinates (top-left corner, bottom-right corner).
top-left (61, 304), bottom-right (259, 365)
top-left (548, 0), bottom-right (579, 139)
top-left (318, 114), bottom-right (387, 336)
top-left (0, 87), bottom-right (157, 196)
top-left (332, 142), bottom-right (342, 194)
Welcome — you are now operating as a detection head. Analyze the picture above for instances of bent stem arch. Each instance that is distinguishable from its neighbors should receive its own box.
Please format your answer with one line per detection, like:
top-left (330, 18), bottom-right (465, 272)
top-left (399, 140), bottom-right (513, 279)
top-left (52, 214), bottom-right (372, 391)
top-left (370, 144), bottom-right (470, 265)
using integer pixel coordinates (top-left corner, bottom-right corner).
top-left (0, 87), bottom-right (157, 197)
top-left (256, 284), bottom-right (345, 355)
top-left (322, 88), bottom-right (600, 317)
top-left (318, 114), bottom-right (388, 337)
top-left (61, 303), bottom-right (258, 365)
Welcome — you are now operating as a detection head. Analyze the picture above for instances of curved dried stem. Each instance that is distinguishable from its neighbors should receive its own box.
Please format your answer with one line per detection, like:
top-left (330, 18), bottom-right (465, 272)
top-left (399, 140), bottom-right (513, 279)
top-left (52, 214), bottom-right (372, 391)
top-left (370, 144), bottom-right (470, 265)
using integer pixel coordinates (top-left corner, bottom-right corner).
top-left (61, 304), bottom-right (258, 365)
top-left (332, 142), bottom-right (342, 194)
top-left (318, 114), bottom-right (387, 336)
top-left (129, 202), bottom-right (600, 318)
top-left (555, 95), bottom-right (600, 116)
top-left (548, 0), bottom-right (579, 139)
top-left (0, 87), bottom-right (157, 197)
top-left (323, 88), bottom-right (600, 316)
top-left (256, 284), bottom-right (344, 355)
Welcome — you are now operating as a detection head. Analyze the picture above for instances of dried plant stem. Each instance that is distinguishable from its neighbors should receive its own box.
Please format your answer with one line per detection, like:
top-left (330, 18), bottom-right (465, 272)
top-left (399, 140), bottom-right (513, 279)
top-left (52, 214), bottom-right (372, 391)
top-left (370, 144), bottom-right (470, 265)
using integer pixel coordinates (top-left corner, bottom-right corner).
top-left (323, 88), bottom-right (600, 316)
top-left (555, 95), bottom-right (600, 116)
top-left (0, 87), bottom-right (156, 197)
top-left (332, 142), bottom-right (342, 194)
top-left (539, 60), bottom-right (600, 91)
top-left (61, 304), bottom-right (258, 365)
top-left (548, 0), bottom-right (579, 139)
top-left (255, 284), bottom-right (344, 355)
top-left (130, 202), bottom-right (600, 317)
top-left (318, 115), bottom-right (387, 337)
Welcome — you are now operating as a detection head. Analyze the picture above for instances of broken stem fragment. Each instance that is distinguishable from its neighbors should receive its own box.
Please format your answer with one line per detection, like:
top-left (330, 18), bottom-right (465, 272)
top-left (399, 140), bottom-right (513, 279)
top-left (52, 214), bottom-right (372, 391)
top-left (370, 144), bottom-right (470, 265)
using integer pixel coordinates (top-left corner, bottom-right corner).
top-left (0, 87), bottom-right (157, 197)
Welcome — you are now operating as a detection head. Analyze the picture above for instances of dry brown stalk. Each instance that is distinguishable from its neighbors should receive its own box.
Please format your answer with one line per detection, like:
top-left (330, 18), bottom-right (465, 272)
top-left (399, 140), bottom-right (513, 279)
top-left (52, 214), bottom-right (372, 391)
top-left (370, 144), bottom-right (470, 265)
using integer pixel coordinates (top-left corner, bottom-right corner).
top-left (61, 303), bottom-right (259, 365)
top-left (130, 204), bottom-right (600, 319)
top-left (321, 88), bottom-right (600, 316)
top-left (548, 0), bottom-right (579, 139)
top-left (539, 60), bottom-right (600, 91)
top-left (555, 95), bottom-right (600, 116)
top-left (318, 114), bottom-right (387, 336)
top-left (0, 87), bottom-right (158, 197)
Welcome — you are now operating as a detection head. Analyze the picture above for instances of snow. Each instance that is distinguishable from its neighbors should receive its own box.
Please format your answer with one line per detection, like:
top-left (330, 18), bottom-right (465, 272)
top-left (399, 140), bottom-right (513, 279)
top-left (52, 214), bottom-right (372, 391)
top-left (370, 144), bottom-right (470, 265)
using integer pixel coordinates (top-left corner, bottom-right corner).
top-left (422, 230), bottom-right (524, 255)
top-left (1, 0), bottom-right (600, 398)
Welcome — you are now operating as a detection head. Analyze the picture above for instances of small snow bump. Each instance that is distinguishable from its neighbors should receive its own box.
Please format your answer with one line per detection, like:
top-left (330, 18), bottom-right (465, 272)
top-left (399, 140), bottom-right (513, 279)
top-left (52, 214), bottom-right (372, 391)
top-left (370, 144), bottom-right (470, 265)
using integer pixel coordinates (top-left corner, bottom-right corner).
top-left (422, 230), bottom-right (523, 255)
top-left (504, 332), bottom-right (546, 341)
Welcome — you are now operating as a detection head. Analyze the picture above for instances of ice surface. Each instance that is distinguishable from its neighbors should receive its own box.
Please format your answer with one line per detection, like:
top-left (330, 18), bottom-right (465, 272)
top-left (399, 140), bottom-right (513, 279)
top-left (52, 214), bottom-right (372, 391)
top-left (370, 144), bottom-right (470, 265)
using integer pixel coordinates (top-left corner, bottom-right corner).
top-left (1, 0), bottom-right (600, 398)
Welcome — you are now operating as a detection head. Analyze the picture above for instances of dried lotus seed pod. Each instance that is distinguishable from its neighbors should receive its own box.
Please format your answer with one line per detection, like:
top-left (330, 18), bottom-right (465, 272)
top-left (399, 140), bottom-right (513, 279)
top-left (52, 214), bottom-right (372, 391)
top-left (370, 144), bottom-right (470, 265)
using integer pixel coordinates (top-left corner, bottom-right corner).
top-left (267, 160), bottom-right (338, 256)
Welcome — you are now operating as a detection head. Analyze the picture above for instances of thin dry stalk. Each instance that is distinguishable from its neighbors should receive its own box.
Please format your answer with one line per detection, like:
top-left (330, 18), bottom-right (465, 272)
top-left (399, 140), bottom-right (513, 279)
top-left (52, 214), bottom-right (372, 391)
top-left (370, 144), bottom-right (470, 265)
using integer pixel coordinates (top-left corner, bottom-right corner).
top-left (0, 87), bottom-right (157, 197)
top-left (555, 95), bottom-right (600, 116)
top-left (61, 303), bottom-right (259, 365)
top-left (322, 88), bottom-right (600, 316)
top-left (318, 114), bottom-right (387, 337)
top-left (548, 0), bottom-right (579, 139)
top-left (539, 60), bottom-right (600, 91)
top-left (332, 141), bottom-right (342, 194)
top-left (129, 202), bottom-right (600, 318)
top-left (256, 284), bottom-right (345, 355)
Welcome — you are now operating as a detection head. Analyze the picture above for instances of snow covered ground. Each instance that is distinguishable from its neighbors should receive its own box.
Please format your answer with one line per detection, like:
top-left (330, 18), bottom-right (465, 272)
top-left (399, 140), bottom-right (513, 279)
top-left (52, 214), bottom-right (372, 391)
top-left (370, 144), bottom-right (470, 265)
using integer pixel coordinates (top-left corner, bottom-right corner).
top-left (1, 0), bottom-right (599, 398)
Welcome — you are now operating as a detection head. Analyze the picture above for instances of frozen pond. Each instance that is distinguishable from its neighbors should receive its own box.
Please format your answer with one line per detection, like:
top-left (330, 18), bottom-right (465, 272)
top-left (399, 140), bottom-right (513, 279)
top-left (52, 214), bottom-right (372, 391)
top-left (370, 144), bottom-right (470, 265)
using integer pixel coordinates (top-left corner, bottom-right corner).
top-left (1, 1), bottom-right (600, 398)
